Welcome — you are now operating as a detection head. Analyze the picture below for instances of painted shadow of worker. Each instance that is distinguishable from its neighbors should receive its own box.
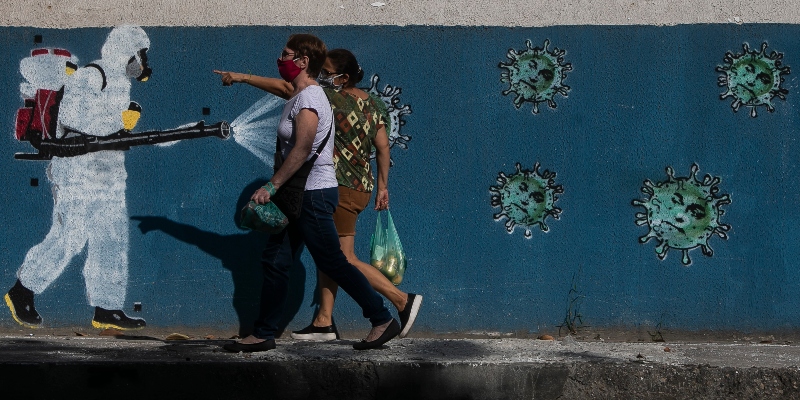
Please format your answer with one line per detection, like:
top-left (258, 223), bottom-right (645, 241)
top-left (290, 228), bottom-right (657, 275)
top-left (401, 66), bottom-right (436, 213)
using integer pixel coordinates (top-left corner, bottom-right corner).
top-left (130, 180), bottom-right (306, 337)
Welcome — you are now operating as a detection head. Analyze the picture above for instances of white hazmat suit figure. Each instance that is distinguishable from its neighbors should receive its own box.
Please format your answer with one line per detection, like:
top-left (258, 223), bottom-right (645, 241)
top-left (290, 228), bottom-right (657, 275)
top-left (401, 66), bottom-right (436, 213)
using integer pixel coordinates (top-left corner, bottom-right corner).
top-left (5, 26), bottom-right (151, 330)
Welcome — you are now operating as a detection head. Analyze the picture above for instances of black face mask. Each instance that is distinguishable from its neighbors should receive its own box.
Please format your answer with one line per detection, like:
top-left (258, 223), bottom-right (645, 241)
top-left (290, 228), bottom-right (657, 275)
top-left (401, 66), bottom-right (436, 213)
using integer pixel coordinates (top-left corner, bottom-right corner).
top-left (127, 48), bottom-right (152, 81)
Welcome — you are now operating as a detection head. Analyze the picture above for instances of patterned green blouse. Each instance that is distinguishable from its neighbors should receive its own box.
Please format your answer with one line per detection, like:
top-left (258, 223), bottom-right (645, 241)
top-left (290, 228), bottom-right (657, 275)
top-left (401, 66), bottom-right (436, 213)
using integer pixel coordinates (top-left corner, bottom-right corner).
top-left (324, 88), bottom-right (387, 192)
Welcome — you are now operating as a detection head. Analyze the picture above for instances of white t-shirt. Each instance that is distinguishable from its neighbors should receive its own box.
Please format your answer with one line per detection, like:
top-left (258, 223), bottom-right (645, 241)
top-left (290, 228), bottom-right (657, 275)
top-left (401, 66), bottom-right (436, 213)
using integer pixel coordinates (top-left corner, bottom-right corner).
top-left (276, 85), bottom-right (337, 190)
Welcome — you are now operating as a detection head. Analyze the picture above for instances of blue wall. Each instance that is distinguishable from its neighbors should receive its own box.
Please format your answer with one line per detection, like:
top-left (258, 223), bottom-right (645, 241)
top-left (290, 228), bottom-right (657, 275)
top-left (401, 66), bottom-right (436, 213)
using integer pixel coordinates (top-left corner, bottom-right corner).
top-left (2, 24), bottom-right (799, 334)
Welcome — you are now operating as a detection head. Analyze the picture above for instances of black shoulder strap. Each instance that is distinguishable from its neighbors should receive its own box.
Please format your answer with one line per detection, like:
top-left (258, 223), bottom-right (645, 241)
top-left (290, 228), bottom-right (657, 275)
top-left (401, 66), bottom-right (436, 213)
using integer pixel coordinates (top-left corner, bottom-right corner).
top-left (309, 116), bottom-right (334, 163)
top-left (84, 63), bottom-right (107, 91)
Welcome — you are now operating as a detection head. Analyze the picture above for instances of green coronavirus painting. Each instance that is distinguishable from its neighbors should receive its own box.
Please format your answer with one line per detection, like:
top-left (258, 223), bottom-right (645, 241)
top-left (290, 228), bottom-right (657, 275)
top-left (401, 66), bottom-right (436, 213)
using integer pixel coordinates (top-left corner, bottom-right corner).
top-left (490, 162), bottom-right (563, 238)
top-left (632, 164), bottom-right (732, 266)
top-left (717, 42), bottom-right (790, 118)
top-left (499, 39), bottom-right (572, 114)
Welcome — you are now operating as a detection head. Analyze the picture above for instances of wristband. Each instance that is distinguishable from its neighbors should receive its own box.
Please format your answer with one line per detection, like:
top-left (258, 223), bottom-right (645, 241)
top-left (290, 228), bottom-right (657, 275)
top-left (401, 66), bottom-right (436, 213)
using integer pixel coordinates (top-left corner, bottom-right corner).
top-left (262, 182), bottom-right (277, 196)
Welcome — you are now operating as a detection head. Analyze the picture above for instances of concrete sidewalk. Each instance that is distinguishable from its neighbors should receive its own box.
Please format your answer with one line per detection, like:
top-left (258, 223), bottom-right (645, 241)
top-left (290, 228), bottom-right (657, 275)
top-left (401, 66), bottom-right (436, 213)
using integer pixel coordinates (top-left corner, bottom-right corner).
top-left (1, 332), bottom-right (799, 399)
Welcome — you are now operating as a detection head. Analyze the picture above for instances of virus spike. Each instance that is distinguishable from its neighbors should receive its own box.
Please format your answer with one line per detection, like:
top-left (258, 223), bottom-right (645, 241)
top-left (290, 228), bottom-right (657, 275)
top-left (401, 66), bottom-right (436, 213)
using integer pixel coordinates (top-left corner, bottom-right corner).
top-left (701, 244), bottom-right (714, 257)
top-left (504, 219), bottom-right (516, 233)
top-left (639, 232), bottom-right (656, 243)
top-left (689, 164), bottom-right (700, 179)
top-left (680, 250), bottom-right (692, 266)
top-left (496, 172), bottom-right (509, 185)
top-left (524, 229), bottom-right (533, 239)
top-left (714, 224), bottom-right (731, 239)
top-left (665, 167), bottom-right (676, 180)
top-left (655, 242), bottom-right (669, 259)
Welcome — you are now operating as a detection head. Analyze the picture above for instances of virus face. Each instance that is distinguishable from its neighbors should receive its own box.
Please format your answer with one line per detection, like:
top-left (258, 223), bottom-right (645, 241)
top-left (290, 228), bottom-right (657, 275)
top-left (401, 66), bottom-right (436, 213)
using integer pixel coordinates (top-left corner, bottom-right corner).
top-left (365, 74), bottom-right (412, 154)
top-left (499, 39), bottom-right (572, 114)
top-left (632, 164), bottom-right (731, 266)
top-left (716, 42), bottom-right (790, 118)
top-left (490, 162), bottom-right (563, 238)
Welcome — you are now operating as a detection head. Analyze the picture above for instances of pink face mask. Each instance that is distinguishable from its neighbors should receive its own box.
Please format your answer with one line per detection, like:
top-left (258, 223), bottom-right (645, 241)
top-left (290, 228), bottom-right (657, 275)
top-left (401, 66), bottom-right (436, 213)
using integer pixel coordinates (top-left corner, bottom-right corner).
top-left (277, 57), bottom-right (302, 82)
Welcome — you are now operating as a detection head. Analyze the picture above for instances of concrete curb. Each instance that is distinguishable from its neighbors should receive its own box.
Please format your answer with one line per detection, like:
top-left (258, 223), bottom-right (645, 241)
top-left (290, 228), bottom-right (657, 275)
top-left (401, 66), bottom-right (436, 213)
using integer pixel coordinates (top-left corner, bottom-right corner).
top-left (1, 336), bottom-right (799, 398)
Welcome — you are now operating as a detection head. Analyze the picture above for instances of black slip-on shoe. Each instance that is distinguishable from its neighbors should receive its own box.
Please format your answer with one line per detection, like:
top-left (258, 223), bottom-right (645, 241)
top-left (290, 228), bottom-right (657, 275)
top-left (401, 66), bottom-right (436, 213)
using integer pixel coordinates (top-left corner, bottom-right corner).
top-left (223, 339), bottom-right (276, 353)
top-left (5, 280), bottom-right (42, 328)
top-left (398, 293), bottom-right (423, 338)
top-left (91, 307), bottom-right (146, 330)
top-left (290, 324), bottom-right (338, 340)
top-left (353, 319), bottom-right (400, 350)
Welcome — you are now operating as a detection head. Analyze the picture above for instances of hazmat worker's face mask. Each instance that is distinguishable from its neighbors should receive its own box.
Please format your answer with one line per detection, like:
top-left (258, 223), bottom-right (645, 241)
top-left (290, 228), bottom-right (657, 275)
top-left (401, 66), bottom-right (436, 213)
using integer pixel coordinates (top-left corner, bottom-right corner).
top-left (126, 48), bottom-right (151, 81)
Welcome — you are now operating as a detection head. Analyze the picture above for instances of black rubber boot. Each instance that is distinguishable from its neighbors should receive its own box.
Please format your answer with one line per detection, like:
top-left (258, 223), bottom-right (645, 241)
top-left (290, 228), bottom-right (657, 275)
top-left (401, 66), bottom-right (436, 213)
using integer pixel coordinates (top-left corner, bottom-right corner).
top-left (92, 307), bottom-right (146, 330)
top-left (4, 279), bottom-right (42, 328)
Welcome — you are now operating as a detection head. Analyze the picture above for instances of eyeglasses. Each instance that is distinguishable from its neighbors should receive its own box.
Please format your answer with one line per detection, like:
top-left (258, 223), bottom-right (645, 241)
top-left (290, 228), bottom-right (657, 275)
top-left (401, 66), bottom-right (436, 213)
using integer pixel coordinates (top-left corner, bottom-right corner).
top-left (279, 50), bottom-right (298, 60)
top-left (319, 69), bottom-right (341, 78)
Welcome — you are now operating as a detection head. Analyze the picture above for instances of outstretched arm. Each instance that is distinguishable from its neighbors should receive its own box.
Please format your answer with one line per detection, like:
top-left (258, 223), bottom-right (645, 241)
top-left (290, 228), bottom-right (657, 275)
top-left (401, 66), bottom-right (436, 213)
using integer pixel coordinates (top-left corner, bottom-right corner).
top-left (214, 70), bottom-right (293, 99)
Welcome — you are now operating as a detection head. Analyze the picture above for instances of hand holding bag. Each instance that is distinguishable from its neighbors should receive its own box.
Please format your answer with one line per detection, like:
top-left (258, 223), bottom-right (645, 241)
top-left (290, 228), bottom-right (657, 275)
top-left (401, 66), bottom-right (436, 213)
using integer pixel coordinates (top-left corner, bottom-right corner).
top-left (370, 210), bottom-right (407, 286)
top-left (239, 182), bottom-right (289, 234)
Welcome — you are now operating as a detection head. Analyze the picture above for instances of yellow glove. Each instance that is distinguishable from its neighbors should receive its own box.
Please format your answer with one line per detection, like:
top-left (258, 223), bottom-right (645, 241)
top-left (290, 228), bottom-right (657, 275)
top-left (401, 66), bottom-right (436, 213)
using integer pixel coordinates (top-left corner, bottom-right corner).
top-left (122, 102), bottom-right (142, 131)
top-left (65, 61), bottom-right (77, 76)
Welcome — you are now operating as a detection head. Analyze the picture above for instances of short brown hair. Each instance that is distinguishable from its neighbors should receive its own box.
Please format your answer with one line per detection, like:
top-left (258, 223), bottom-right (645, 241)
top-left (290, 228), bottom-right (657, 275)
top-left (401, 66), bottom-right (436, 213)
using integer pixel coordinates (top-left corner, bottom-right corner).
top-left (286, 34), bottom-right (327, 78)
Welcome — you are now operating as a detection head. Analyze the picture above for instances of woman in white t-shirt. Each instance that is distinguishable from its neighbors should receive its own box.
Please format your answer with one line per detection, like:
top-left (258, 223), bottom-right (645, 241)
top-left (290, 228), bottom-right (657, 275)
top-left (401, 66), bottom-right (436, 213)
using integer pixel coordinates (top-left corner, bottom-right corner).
top-left (221, 34), bottom-right (399, 353)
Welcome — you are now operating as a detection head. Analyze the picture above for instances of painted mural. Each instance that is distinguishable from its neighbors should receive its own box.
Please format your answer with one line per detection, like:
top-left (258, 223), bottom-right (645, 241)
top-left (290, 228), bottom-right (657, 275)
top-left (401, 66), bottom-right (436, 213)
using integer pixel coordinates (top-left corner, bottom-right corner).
top-left (365, 74), bottom-right (412, 159)
top-left (3, 25), bottom-right (800, 334)
top-left (230, 94), bottom-right (282, 168)
top-left (632, 164), bottom-right (731, 266)
top-left (716, 42), bottom-right (790, 118)
top-left (490, 162), bottom-right (563, 238)
top-left (498, 39), bottom-right (572, 114)
top-left (5, 26), bottom-right (228, 330)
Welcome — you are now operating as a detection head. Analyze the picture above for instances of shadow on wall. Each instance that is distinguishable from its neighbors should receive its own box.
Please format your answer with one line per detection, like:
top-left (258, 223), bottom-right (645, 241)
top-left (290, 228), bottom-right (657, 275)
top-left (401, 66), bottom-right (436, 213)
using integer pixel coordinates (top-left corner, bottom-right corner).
top-left (130, 180), bottom-right (306, 337)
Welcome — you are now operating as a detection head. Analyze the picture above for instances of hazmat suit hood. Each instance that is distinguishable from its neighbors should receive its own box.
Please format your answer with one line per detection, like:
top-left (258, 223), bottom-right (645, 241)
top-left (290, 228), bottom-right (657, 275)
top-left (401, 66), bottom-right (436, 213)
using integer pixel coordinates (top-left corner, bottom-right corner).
top-left (101, 25), bottom-right (151, 81)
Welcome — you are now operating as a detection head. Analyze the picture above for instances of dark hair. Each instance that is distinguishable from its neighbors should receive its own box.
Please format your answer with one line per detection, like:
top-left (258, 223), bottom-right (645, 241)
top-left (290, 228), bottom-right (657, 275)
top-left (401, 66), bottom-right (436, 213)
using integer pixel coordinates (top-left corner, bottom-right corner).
top-left (286, 34), bottom-right (327, 77)
top-left (326, 48), bottom-right (364, 88)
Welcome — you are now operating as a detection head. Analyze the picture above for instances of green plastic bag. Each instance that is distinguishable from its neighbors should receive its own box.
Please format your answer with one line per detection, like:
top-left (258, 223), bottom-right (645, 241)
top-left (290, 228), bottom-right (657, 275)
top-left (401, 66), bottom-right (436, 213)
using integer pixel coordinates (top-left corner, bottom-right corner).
top-left (239, 200), bottom-right (289, 234)
top-left (370, 210), bottom-right (406, 286)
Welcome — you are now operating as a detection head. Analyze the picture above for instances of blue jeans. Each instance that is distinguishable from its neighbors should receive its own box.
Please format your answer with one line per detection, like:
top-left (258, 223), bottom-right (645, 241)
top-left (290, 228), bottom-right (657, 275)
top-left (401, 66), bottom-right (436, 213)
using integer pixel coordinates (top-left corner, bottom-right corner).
top-left (253, 187), bottom-right (392, 340)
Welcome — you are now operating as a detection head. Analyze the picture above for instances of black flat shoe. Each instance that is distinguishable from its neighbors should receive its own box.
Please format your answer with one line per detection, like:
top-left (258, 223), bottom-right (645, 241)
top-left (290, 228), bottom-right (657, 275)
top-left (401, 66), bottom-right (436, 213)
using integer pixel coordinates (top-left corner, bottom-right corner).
top-left (290, 323), bottom-right (338, 340)
top-left (223, 339), bottom-right (276, 353)
top-left (398, 293), bottom-right (423, 338)
top-left (353, 319), bottom-right (400, 350)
